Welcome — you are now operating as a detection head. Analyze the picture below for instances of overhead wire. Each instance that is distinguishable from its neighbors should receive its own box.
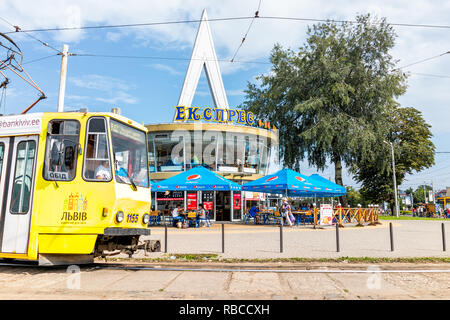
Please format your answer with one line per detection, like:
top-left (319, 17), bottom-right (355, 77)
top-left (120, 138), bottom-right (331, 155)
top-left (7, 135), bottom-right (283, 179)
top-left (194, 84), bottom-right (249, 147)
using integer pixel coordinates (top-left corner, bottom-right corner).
top-left (230, 0), bottom-right (262, 62)
top-left (1, 15), bottom-right (450, 34)
top-left (0, 16), bottom-right (62, 54)
top-left (393, 51), bottom-right (450, 71)
top-left (70, 53), bottom-right (271, 65)
top-left (22, 54), bottom-right (59, 65)
top-left (410, 72), bottom-right (450, 79)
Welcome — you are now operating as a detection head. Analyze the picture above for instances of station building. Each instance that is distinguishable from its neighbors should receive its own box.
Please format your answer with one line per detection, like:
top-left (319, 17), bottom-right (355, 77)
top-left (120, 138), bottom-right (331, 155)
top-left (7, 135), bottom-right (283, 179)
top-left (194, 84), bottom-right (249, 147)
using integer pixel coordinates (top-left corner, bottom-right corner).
top-left (146, 10), bottom-right (279, 222)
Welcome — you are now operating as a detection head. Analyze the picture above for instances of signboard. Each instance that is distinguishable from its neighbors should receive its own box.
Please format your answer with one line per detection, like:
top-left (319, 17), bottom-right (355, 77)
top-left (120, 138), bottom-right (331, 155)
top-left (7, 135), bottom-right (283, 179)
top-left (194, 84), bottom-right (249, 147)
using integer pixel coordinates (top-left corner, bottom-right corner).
top-left (187, 192), bottom-right (197, 210)
top-left (174, 106), bottom-right (255, 126)
top-left (156, 191), bottom-right (184, 201)
top-left (0, 113), bottom-right (43, 136)
top-left (233, 193), bottom-right (241, 210)
top-left (319, 204), bottom-right (333, 225)
top-left (202, 192), bottom-right (213, 211)
top-left (218, 166), bottom-right (238, 173)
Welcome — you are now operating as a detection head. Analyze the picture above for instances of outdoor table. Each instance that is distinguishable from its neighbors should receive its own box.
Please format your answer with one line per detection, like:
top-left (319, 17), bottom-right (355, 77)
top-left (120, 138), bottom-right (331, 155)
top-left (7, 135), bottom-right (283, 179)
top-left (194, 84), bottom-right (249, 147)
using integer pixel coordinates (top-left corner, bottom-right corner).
top-left (259, 210), bottom-right (273, 224)
top-left (292, 210), bottom-right (313, 225)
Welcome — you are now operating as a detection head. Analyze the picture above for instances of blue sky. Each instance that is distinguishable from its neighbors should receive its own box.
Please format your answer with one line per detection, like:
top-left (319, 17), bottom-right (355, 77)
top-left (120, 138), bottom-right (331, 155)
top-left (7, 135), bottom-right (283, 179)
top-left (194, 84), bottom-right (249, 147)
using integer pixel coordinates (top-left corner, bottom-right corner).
top-left (0, 0), bottom-right (449, 191)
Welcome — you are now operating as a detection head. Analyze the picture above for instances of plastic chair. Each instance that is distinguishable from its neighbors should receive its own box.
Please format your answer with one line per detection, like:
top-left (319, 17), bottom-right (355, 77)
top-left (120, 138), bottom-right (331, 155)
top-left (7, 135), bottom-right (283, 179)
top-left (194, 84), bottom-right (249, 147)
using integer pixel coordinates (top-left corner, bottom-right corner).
top-left (243, 209), bottom-right (255, 224)
top-left (148, 211), bottom-right (160, 226)
top-left (303, 211), bottom-right (314, 224)
top-left (187, 211), bottom-right (197, 227)
top-left (269, 211), bottom-right (283, 225)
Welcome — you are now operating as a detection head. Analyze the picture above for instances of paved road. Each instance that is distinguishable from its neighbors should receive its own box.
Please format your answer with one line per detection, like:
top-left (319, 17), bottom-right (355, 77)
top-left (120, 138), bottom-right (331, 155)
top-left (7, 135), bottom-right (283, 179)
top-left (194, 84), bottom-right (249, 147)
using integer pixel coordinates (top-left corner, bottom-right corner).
top-left (0, 263), bottom-right (449, 299)
top-left (140, 220), bottom-right (450, 259)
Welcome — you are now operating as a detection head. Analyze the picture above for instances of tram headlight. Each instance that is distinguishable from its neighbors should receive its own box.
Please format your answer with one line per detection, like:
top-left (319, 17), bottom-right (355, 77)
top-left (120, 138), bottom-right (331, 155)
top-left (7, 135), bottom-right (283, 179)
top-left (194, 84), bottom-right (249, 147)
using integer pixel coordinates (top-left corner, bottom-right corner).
top-left (142, 214), bottom-right (150, 225)
top-left (115, 211), bottom-right (124, 223)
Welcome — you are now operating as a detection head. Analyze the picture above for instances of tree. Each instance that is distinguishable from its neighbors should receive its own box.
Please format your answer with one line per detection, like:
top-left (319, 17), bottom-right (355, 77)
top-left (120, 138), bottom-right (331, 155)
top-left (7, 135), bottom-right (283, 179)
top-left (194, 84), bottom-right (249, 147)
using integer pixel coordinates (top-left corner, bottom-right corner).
top-left (346, 186), bottom-right (369, 207)
top-left (243, 14), bottom-right (407, 206)
top-left (354, 106), bottom-right (435, 212)
top-left (412, 185), bottom-right (433, 204)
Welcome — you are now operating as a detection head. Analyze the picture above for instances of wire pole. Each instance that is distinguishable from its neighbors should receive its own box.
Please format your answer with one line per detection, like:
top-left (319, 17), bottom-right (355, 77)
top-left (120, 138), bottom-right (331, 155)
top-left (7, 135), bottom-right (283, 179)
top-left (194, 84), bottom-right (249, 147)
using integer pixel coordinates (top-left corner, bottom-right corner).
top-left (57, 44), bottom-right (69, 112)
top-left (423, 183), bottom-right (427, 204)
top-left (384, 141), bottom-right (399, 218)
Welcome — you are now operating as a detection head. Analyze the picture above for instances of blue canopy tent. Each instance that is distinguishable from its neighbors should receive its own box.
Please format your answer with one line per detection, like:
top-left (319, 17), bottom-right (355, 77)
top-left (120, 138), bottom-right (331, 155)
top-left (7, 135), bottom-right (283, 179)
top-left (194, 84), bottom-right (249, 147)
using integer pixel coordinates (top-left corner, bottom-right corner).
top-left (242, 168), bottom-right (332, 197)
top-left (155, 166), bottom-right (241, 191)
top-left (154, 166), bottom-right (241, 221)
top-left (307, 174), bottom-right (346, 197)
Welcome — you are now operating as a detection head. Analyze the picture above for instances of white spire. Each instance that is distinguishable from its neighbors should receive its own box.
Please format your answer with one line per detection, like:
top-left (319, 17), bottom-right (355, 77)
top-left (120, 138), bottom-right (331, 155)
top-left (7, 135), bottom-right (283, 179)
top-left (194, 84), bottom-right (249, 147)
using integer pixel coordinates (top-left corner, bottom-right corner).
top-left (177, 9), bottom-right (229, 110)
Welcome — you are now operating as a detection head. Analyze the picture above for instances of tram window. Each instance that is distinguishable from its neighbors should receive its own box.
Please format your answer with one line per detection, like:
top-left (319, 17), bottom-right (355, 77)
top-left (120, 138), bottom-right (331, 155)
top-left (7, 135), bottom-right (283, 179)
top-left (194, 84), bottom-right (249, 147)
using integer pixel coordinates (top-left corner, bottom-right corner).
top-left (44, 120), bottom-right (80, 181)
top-left (83, 117), bottom-right (112, 181)
top-left (10, 140), bottom-right (36, 214)
top-left (110, 119), bottom-right (149, 188)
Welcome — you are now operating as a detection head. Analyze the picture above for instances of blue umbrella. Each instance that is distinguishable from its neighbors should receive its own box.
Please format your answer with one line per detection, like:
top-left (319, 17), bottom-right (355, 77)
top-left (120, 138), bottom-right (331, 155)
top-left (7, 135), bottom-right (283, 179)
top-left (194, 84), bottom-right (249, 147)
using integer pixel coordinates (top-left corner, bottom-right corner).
top-left (307, 174), bottom-right (346, 197)
top-left (242, 168), bottom-right (329, 197)
top-left (155, 166), bottom-right (241, 191)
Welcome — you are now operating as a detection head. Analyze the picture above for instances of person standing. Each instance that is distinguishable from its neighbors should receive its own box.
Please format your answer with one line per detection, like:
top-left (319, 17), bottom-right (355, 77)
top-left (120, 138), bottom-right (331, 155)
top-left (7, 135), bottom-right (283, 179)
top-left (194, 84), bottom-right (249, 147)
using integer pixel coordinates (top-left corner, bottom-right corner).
top-left (281, 198), bottom-right (293, 227)
top-left (196, 204), bottom-right (207, 227)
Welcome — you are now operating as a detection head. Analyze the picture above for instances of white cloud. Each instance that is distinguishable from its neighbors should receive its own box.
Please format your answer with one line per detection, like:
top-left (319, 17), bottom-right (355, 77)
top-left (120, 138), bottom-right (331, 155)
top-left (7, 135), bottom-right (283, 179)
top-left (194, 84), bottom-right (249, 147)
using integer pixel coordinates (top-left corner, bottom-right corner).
top-left (69, 74), bottom-right (132, 92)
top-left (96, 91), bottom-right (138, 105)
top-left (150, 63), bottom-right (182, 75)
top-left (1, 0), bottom-right (449, 187)
top-left (106, 32), bottom-right (122, 42)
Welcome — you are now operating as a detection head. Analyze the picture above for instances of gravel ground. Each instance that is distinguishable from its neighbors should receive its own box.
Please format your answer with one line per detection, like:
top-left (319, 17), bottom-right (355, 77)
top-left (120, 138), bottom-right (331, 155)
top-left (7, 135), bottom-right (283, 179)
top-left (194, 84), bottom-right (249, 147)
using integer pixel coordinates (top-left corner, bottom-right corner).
top-left (0, 262), bottom-right (449, 299)
top-left (137, 220), bottom-right (450, 259)
top-left (0, 219), bottom-right (449, 300)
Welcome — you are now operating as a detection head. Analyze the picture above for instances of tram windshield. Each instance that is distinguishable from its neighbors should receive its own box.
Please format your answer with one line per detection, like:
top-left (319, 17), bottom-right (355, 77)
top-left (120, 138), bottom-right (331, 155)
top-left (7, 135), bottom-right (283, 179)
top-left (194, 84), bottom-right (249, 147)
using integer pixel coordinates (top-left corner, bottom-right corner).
top-left (110, 119), bottom-right (149, 188)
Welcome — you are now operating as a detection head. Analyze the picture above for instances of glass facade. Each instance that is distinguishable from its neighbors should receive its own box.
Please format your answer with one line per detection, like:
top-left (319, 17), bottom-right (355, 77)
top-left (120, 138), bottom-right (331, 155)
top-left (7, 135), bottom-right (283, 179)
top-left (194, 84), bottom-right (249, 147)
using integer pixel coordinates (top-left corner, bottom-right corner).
top-left (147, 126), bottom-right (279, 176)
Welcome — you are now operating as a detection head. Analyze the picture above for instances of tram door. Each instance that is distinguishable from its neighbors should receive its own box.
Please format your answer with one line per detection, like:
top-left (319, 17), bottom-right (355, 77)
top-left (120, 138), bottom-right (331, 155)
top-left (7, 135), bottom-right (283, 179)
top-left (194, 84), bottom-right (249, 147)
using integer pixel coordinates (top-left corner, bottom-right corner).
top-left (0, 136), bottom-right (38, 254)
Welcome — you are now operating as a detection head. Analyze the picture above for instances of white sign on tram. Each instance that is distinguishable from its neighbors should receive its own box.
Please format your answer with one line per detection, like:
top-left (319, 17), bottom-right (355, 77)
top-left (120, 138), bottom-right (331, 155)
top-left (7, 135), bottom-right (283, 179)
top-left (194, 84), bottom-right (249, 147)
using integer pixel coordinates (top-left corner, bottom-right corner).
top-left (0, 113), bottom-right (43, 136)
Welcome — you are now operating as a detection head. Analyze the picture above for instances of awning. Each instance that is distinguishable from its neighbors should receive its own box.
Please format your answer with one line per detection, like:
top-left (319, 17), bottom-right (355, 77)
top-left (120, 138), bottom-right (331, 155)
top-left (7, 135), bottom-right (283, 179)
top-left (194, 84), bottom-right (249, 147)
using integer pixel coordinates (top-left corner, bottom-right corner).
top-left (242, 168), bottom-right (345, 197)
top-left (154, 166), bottom-right (241, 191)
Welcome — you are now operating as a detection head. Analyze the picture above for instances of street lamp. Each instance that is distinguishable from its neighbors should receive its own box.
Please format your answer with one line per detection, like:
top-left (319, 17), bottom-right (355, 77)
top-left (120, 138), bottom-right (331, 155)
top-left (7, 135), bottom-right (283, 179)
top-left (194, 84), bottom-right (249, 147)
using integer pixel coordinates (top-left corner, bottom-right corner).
top-left (383, 140), bottom-right (399, 218)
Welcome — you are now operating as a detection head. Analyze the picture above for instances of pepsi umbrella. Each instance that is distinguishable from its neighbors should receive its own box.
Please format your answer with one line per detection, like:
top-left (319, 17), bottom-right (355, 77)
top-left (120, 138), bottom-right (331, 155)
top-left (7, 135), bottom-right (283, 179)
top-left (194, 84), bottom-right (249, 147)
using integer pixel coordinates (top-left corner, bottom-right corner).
top-left (155, 166), bottom-right (241, 191)
top-left (242, 168), bottom-right (330, 197)
top-left (307, 174), bottom-right (346, 197)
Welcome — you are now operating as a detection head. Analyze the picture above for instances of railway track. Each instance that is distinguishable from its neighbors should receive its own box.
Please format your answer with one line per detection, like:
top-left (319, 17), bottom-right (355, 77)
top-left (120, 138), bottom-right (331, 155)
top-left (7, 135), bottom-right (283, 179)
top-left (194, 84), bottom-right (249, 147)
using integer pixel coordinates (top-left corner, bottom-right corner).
top-left (2, 259), bottom-right (450, 274)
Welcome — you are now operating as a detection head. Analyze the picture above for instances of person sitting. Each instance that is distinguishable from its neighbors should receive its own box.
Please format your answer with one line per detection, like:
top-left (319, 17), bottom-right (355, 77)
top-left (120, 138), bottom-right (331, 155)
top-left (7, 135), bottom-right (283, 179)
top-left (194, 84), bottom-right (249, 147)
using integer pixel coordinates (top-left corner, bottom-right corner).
top-left (249, 205), bottom-right (260, 224)
top-left (94, 160), bottom-right (111, 180)
top-left (171, 205), bottom-right (184, 227)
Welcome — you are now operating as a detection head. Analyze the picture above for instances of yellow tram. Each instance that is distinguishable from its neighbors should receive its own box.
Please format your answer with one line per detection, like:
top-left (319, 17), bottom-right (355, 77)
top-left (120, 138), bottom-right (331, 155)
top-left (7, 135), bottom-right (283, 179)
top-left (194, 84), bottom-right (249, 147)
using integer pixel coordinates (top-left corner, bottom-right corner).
top-left (0, 111), bottom-right (158, 265)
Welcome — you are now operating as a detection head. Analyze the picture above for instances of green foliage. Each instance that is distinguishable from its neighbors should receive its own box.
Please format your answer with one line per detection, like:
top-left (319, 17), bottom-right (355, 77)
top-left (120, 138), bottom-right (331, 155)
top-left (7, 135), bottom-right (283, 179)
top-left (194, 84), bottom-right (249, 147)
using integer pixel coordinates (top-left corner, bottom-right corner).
top-left (355, 108), bottom-right (435, 206)
top-left (411, 185), bottom-right (433, 204)
top-left (346, 186), bottom-right (369, 207)
top-left (243, 14), bottom-right (408, 202)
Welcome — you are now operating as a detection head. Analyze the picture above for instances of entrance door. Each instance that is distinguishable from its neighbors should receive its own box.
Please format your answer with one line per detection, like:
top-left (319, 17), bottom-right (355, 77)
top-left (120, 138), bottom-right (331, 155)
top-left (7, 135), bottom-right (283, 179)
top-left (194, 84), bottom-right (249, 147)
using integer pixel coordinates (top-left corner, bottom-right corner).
top-left (0, 136), bottom-right (38, 254)
top-left (215, 191), bottom-right (231, 221)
